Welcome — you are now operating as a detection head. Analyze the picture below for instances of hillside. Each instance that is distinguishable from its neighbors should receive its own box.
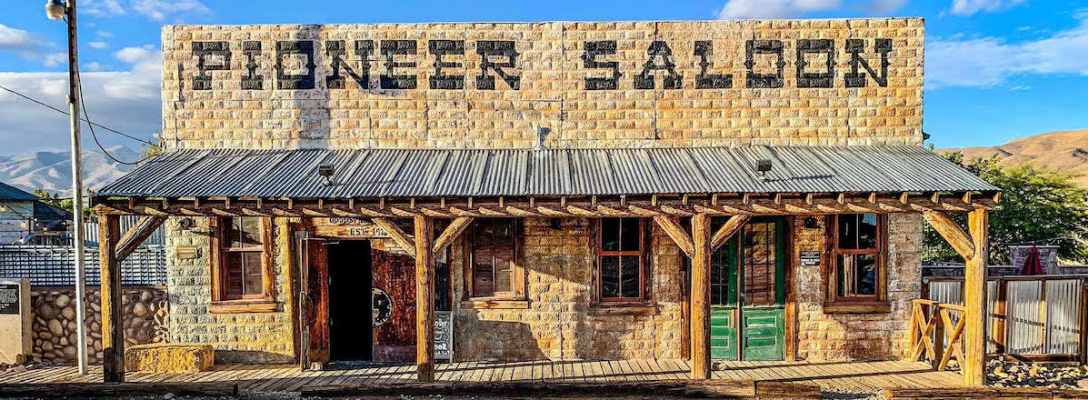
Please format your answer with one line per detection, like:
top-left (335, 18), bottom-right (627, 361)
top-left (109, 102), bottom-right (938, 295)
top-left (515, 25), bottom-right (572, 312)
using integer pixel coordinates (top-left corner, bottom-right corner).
top-left (941, 129), bottom-right (1088, 188)
top-left (0, 147), bottom-right (136, 197)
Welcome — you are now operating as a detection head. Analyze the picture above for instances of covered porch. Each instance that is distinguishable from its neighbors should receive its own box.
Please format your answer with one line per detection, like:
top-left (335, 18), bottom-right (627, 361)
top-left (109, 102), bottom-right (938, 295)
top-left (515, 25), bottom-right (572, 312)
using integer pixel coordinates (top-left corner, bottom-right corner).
top-left (0, 360), bottom-right (965, 392)
top-left (90, 146), bottom-right (1001, 386)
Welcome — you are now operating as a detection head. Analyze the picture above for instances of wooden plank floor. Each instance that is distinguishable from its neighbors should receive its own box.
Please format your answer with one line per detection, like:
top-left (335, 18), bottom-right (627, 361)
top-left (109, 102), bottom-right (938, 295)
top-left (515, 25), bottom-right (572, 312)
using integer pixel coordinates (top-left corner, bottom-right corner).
top-left (0, 360), bottom-right (965, 392)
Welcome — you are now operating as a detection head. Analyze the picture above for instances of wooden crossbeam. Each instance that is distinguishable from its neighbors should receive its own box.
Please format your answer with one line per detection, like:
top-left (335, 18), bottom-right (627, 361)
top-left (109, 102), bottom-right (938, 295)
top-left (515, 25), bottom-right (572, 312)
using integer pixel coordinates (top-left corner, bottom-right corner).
top-left (710, 215), bottom-right (750, 252)
top-left (115, 216), bottom-right (166, 262)
top-left (433, 217), bottom-right (474, 253)
top-left (653, 216), bottom-right (695, 258)
top-left (922, 211), bottom-right (975, 261)
top-left (372, 218), bottom-right (416, 259)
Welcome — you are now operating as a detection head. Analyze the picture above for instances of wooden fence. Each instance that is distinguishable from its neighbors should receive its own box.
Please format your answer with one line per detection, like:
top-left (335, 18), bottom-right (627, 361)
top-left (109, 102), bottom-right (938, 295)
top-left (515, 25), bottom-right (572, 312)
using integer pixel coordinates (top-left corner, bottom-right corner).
top-left (921, 276), bottom-right (1088, 364)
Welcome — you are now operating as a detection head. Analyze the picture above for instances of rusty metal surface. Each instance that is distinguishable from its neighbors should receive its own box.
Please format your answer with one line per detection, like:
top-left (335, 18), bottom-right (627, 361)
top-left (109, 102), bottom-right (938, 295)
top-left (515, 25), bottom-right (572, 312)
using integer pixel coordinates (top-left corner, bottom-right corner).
top-left (98, 146), bottom-right (999, 198)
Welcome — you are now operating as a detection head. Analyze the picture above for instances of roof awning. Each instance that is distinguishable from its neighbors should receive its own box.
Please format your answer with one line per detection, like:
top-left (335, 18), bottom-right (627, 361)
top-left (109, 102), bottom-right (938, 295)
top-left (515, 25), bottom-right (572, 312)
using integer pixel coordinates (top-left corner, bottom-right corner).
top-left (97, 146), bottom-right (998, 199)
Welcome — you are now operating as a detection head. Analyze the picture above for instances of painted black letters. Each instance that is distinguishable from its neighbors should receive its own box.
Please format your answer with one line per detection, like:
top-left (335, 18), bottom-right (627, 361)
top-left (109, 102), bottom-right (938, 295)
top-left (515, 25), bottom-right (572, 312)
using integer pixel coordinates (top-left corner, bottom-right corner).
top-left (693, 41), bottom-right (732, 89)
top-left (745, 40), bottom-right (785, 88)
top-left (796, 39), bottom-right (834, 88)
top-left (192, 41), bottom-right (230, 91)
top-left (275, 41), bottom-right (316, 90)
top-left (582, 40), bottom-right (622, 90)
top-left (326, 40), bottom-right (373, 90)
top-left (476, 40), bottom-right (520, 90)
top-left (241, 41), bottom-right (262, 90)
top-left (634, 41), bottom-right (682, 89)
top-left (380, 40), bottom-right (418, 90)
top-left (845, 38), bottom-right (892, 88)
top-left (430, 40), bottom-right (465, 90)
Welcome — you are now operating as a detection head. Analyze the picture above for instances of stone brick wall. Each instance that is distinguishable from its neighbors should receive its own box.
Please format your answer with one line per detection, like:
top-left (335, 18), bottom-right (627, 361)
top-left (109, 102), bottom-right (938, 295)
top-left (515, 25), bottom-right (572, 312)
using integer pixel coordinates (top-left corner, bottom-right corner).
top-left (164, 217), bottom-right (296, 364)
top-left (450, 218), bottom-right (684, 361)
top-left (29, 286), bottom-right (167, 365)
top-left (161, 19), bottom-right (923, 151)
top-left (793, 214), bottom-right (921, 361)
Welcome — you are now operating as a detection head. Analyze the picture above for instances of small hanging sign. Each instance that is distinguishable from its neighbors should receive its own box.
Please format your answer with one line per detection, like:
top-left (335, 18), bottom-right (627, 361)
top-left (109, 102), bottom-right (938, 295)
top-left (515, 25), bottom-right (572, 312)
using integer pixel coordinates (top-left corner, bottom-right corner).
top-left (435, 311), bottom-right (454, 361)
top-left (800, 251), bottom-right (821, 267)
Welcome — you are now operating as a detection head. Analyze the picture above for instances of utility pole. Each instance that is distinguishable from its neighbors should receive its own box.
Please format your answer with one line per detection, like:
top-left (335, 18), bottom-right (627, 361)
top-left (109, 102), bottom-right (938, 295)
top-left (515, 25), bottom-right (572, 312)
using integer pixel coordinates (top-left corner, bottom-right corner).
top-left (47, 0), bottom-right (88, 375)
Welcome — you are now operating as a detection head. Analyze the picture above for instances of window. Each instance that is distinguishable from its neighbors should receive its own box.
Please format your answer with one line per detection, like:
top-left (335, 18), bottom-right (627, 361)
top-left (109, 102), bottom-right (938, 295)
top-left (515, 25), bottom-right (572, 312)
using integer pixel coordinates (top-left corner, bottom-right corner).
top-left (211, 217), bottom-right (273, 309)
top-left (468, 219), bottom-right (520, 299)
top-left (828, 214), bottom-right (887, 306)
top-left (597, 218), bottom-right (648, 302)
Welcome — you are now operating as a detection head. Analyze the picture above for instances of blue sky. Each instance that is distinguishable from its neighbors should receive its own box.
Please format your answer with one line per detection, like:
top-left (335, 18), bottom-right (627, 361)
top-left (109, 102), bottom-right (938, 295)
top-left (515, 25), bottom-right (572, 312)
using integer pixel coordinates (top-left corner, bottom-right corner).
top-left (0, 0), bottom-right (1086, 155)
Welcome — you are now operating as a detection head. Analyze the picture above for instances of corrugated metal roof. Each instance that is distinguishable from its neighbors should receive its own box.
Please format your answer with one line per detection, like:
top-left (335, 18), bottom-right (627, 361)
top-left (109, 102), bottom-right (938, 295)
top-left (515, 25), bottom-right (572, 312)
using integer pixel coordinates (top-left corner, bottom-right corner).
top-left (0, 182), bottom-right (39, 201)
top-left (97, 146), bottom-right (999, 198)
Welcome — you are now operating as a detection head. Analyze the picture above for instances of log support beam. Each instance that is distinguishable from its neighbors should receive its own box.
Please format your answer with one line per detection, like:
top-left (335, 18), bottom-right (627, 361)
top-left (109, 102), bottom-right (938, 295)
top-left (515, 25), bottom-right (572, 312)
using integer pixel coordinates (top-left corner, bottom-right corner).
top-left (116, 216), bottom-right (167, 262)
top-left (710, 215), bottom-right (750, 251)
top-left (653, 216), bottom-right (694, 258)
top-left (414, 215), bottom-right (436, 382)
top-left (433, 217), bottom-right (474, 253)
top-left (690, 213), bottom-right (711, 380)
top-left (98, 214), bottom-right (124, 383)
top-left (373, 218), bottom-right (416, 258)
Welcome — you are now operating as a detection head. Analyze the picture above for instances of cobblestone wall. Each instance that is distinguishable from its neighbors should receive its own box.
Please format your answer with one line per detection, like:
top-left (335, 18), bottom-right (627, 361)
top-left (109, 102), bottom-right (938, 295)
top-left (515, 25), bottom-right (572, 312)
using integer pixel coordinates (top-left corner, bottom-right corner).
top-left (794, 214), bottom-right (922, 361)
top-left (165, 218), bottom-right (296, 364)
top-left (161, 19), bottom-right (923, 151)
top-left (29, 286), bottom-right (167, 365)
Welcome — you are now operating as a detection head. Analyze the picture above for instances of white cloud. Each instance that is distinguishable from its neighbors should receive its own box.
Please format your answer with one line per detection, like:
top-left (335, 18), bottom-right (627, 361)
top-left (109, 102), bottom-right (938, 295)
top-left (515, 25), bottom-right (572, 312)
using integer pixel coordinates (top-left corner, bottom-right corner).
top-left (84, 62), bottom-right (104, 72)
top-left (43, 53), bottom-right (67, 67)
top-left (83, 0), bottom-right (126, 17)
top-left (949, 0), bottom-right (1026, 16)
top-left (97, 30), bottom-right (115, 38)
top-left (89, 41), bottom-right (109, 50)
top-left (927, 13), bottom-right (1088, 89)
top-left (0, 24), bottom-right (48, 60)
top-left (131, 0), bottom-right (210, 21)
top-left (0, 46), bottom-right (161, 153)
top-left (718, 0), bottom-right (841, 19)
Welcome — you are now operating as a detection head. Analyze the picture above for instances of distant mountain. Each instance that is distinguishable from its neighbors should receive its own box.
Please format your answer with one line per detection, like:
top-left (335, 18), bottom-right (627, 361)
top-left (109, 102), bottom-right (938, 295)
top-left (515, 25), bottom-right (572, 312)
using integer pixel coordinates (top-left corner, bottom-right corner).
top-left (940, 129), bottom-right (1088, 188)
top-left (0, 146), bottom-right (138, 197)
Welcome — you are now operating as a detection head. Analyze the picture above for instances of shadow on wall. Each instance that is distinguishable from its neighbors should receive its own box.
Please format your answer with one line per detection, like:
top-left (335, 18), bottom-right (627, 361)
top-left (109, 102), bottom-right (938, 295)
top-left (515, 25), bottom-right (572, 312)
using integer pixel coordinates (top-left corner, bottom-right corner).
top-left (456, 308), bottom-right (547, 361)
top-left (214, 350), bottom-right (294, 365)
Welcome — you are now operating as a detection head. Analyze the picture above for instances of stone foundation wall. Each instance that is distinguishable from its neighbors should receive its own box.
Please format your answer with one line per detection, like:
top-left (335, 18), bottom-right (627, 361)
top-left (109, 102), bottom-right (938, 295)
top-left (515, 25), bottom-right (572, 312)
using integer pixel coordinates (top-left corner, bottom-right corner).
top-left (165, 217), bottom-right (296, 364)
top-left (793, 214), bottom-right (921, 361)
top-left (29, 286), bottom-right (167, 365)
top-left (451, 218), bottom-right (684, 361)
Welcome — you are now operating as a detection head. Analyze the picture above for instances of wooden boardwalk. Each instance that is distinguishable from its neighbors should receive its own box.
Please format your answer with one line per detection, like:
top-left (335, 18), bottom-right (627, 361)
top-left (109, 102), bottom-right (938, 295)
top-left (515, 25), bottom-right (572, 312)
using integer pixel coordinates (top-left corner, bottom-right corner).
top-left (0, 360), bottom-right (964, 393)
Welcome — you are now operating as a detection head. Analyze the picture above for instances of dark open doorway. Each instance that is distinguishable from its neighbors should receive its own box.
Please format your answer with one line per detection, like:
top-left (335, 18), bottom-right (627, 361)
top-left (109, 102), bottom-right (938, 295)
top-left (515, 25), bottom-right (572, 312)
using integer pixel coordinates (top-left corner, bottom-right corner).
top-left (327, 240), bottom-right (373, 361)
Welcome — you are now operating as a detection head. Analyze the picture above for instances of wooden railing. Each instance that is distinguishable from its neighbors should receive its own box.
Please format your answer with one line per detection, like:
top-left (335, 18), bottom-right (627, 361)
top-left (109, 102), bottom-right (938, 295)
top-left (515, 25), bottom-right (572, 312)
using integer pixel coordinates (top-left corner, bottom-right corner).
top-left (910, 299), bottom-right (968, 371)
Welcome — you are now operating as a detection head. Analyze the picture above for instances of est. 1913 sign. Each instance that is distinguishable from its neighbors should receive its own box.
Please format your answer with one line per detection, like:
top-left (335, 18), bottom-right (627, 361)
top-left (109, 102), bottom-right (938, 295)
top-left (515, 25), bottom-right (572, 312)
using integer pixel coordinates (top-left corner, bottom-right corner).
top-left (312, 218), bottom-right (389, 238)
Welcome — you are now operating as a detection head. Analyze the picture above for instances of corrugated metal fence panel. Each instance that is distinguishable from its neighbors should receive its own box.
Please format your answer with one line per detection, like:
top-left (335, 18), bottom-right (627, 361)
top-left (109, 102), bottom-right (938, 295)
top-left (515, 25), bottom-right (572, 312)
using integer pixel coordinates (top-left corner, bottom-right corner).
top-left (1044, 279), bottom-right (1083, 354)
top-left (929, 281), bottom-right (963, 305)
top-left (1007, 280), bottom-right (1045, 355)
top-left (82, 216), bottom-right (165, 246)
top-left (0, 245), bottom-right (166, 286)
top-left (987, 281), bottom-right (998, 354)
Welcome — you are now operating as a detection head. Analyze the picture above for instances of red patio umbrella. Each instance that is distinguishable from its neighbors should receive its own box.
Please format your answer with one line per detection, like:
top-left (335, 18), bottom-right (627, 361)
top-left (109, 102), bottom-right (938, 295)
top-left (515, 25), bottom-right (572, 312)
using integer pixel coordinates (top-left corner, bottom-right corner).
top-left (1020, 246), bottom-right (1044, 275)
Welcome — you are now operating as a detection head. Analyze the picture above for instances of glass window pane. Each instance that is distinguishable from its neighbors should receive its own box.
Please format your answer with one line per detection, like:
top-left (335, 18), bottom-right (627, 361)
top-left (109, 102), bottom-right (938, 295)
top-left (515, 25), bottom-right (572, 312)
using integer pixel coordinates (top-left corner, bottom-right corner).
top-left (228, 217), bottom-right (262, 248)
top-left (225, 253), bottom-right (244, 299)
top-left (857, 214), bottom-right (878, 249)
top-left (853, 254), bottom-right (877, 296)
top-left (838, 214), bottom-right (859, 249)
top-left (601, 219), bottom-right (620, 251)
top-left (620, 218), bottom-right (640, 252)
top-left (601, 256), bottom-right (620, 298)
top-left (621, 256), bottom-right (640, 298)
top-left (241, 252), bottom-right (263, 296)
top-left (474, 261), bottom-right (494, 297)
top-left (494, 247), bottom-right (514, 293)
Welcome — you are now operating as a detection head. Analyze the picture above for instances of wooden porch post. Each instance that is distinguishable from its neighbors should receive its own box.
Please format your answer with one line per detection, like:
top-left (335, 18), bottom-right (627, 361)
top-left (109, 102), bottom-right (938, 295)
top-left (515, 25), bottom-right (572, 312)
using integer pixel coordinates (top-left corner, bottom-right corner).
top-left (414, 215), bottom-right (436, 382)
top-left (963, 208), bottom-right (989, 386)
top-left (690, 213), bottom-right (711, 379)
top-left (98, 213), bottom-right (124, 382)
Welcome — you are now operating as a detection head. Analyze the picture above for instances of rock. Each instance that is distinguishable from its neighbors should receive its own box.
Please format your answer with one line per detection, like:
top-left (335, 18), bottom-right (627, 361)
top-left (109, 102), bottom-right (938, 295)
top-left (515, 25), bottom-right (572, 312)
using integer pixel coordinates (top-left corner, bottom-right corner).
top-left (39, 332), bottom-right (53, 340)
top-left (141, 291), bottom-right (154, 303)
top-left (54, 294), bottom-right (70, 308)
top-left (133, 302), bottom-right (149, 317)
top-left (1077, 378), bottom-right (1088, 389)
top-left (61, 306), bottom-right (75, 320)
top-left (62, 346), bottom-right (76, 359)
top-left (41, 342), bottom-right (53, 352)
top-left (38, 304), bottom-right (57, 320)
top-left (48, 319), bottom-right (64, 336)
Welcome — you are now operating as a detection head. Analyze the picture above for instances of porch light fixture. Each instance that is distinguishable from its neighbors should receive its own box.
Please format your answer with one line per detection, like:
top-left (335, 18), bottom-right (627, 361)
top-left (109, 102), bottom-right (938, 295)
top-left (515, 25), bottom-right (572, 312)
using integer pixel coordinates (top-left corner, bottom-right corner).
top-left (756, 159), bottom-right (772, 181)
top-left (318, 164), bottom-right (335, 186)
top-left (804, 216), bottom-right (820, 229)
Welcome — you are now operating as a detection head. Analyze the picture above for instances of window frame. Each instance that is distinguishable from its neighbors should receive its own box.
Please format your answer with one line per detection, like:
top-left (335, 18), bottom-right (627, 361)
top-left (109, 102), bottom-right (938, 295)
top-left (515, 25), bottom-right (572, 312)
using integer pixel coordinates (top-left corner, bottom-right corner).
top-left (209, 217), bottom-right (275, 312)
top-left (595, 218), bottom-right (651, 304)
top-left (464, 218), bottom-right (525, 302)
top-left (825, 213), bottom-right (888, 310)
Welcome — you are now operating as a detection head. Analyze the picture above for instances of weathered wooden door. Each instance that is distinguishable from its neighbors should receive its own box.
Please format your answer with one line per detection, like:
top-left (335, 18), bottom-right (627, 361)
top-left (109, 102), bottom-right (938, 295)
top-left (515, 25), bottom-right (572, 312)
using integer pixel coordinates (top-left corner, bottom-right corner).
top-left (300, 237), bottom-right (330, 369)
top-left (709, 217), bottom-right (787, 361)
top-left (371, 245), bottom-right (417, 362)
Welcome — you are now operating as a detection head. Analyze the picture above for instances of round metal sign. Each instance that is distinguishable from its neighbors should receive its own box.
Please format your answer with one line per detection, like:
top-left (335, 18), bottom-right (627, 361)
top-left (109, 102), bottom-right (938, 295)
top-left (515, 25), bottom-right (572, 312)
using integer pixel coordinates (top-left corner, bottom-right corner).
top-left (372, 288), bottom-right (392, 326)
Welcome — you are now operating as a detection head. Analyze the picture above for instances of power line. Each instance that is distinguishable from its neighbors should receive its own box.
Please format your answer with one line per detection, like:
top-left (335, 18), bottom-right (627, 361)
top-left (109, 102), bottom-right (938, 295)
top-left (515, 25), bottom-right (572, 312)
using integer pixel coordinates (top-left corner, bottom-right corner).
top-left (0, 83), bottom-right (155, 146)
top-left (76, 77), bottom-right (152, 166)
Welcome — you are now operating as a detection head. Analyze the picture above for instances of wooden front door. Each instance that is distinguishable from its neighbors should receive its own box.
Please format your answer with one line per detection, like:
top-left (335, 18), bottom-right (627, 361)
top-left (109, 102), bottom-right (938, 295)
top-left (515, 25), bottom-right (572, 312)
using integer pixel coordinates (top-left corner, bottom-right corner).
top-left (300, 237), bottom-right (329, 369)
top-left (709, 216), bottom-right (787, 361)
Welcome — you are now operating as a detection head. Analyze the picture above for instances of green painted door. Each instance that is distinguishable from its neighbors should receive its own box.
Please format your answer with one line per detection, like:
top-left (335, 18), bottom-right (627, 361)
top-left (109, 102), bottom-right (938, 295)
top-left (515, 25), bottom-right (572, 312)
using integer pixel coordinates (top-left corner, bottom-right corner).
top-left (708, 217), bottom-right (787, 361)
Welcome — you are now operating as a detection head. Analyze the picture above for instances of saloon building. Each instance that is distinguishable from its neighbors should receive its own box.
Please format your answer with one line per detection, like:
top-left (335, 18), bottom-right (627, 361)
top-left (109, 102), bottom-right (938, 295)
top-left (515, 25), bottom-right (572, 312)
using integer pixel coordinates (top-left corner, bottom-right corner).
top-left (92, 18), bottom-right (999, 385)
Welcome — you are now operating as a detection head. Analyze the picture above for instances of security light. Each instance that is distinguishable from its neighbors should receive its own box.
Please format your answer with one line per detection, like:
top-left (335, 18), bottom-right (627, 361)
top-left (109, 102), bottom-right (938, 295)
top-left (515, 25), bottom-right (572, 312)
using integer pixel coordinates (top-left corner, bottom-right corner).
top-left (45, 0), bottom-right (66, 20)
top-left (318, 164), bottom-right (335, 186)
top-left (756, 159), bottom-right (772, 181)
